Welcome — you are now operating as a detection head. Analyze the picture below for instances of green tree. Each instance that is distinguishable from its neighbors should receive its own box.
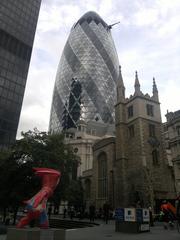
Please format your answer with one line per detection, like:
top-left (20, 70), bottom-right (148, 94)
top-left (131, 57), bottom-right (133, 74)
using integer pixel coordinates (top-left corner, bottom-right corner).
top-left (65, 178), bottom-right (84, 209)
top-left (0, 129), bottom-right (79, 223)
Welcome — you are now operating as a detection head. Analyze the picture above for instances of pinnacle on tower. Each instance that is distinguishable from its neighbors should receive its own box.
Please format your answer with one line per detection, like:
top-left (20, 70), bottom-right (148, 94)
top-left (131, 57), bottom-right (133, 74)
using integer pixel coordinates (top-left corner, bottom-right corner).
top-left (117, 65), bottom-right (125, 102)
top-left (134, 71), bottom-right (141, 95)
top-left (152, 77), bottom-right (159, 101)
top-left (153, 77), bottom-right (158, 93)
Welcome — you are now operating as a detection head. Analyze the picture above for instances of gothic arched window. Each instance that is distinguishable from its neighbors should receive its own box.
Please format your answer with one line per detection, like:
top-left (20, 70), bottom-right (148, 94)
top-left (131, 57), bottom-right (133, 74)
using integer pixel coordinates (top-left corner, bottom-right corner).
top-left (98, 152), bottom-right (108, 198)
top-left (152, 149), bottom-right (159, 165)
top-left (85, 179), bottom-right (91, 199)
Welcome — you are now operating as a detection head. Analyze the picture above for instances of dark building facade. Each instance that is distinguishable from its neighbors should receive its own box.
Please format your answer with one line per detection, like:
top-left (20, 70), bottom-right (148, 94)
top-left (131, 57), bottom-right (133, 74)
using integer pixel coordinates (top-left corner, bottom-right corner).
top-left (0, 0), bottom-right (41, 148)
top-left (164, 110), bottom-right (180, 193)
top-left (49, 11), bottom-right (120, 132)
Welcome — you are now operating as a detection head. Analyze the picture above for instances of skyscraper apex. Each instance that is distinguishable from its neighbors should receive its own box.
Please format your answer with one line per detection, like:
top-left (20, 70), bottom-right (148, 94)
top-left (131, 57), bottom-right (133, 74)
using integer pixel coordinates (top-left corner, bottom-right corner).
top-left (74, 11), bottom-right (108, 28)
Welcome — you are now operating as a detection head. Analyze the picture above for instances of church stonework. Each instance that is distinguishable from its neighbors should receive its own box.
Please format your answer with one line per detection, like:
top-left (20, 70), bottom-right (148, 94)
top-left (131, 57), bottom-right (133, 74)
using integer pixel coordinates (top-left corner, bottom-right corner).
top-left (92, 67), bottom-right (175, 210)
top-left (92, 137), bottom-right (116, 209)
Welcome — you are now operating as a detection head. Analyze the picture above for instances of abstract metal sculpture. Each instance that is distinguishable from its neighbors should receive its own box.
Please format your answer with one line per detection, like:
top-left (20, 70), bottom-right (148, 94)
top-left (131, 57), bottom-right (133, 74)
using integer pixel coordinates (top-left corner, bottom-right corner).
top-left (17, 168), bottom-right (61, 228)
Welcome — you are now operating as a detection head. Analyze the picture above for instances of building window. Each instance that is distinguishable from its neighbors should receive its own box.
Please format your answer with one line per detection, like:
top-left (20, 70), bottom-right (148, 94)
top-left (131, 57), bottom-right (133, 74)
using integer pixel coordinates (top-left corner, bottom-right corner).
top-left (176, 126), bottom-right (180, 136)
top-left (128, 105), bottom-right (133, 118)
top-left (91, 129), bottom-right (96, 135)
top-left (128, 125), bottom-right (135, 137)
top-left (87, 145), bottom-right (91, 153)
top-left (149, 124), bottom-right (155, 137)
top-left (86, 155), bottom-right (91, 170)
top-left (76, 136), bottom-right (82, 139)
top-left (85, 179), bottom-right (91, 199)
top-left (74, 147), bottom-right (78, 153)
top-left (98, 152), bottom-right (107, 199)
top-left (146, 104), bottom-right (154, 116)
top-left (152, 149), bottom-right (159, 165)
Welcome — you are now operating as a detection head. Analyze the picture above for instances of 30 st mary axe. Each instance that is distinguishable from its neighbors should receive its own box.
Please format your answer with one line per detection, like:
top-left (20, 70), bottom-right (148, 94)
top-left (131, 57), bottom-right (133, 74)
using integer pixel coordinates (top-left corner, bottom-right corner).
top-left (0, 0), bottom-right (41, 148)
top-left (49, 11), bottom-right (120, 133)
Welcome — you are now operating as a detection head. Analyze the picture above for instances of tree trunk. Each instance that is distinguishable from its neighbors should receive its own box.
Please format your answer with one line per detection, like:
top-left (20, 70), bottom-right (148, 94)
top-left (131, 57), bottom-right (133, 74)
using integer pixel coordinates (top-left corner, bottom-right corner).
top-left (3, 207), bottom-right (7, 223)
top-left (13, 206), bottom-right (19, 225)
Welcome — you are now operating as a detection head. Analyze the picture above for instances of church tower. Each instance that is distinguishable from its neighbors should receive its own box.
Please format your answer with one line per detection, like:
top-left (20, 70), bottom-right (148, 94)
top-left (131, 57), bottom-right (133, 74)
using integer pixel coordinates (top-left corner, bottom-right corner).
top-left (115, 69), bottom-right (175, 208)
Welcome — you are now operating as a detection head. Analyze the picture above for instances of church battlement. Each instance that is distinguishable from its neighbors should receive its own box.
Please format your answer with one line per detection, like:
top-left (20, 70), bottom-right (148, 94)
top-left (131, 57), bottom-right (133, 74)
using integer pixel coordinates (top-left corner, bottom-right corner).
top-left (117, 67), bottom-right (159, 105)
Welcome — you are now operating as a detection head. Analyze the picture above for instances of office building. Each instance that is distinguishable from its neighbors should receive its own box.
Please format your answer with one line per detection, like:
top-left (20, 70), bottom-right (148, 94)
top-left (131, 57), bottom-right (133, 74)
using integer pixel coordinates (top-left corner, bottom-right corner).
top-left (0, 0), bottom-right (41, 148)
top-left (49, 11), bottom-right (119, 132)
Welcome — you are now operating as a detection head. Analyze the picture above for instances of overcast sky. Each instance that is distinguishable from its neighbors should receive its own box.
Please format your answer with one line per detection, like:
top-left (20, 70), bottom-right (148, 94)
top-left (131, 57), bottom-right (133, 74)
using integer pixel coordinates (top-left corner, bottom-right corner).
top-left (17, 0), bottom-right (180, 138)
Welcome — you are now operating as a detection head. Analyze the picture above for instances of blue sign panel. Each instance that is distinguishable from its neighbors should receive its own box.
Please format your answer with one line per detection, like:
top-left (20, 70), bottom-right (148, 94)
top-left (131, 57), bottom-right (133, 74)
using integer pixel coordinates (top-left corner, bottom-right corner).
top-left (136, 208), bottom-right (143, 223)
top-left (115, 208), bottom-right (124, 222)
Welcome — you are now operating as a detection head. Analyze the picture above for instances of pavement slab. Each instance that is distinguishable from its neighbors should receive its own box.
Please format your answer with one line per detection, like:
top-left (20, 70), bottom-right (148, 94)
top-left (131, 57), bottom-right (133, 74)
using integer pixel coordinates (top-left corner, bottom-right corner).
top-left (1, 221), bottom-right (180, 240)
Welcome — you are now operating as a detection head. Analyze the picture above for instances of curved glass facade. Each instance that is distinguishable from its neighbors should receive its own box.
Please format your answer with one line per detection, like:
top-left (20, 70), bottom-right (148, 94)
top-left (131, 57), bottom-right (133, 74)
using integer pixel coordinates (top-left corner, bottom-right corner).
top-left (49, 11), bottom-right (119, 132)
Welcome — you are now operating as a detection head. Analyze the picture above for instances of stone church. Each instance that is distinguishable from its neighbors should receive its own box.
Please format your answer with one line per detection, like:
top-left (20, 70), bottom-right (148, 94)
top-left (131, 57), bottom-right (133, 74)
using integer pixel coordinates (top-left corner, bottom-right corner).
top-left (91, 66), bottom-right (175, 211)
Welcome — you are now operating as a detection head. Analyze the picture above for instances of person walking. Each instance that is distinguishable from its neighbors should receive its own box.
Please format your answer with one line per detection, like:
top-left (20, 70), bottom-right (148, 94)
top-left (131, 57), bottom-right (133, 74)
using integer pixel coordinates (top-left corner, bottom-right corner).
top-left (161, 200), bottom-right (176, 229)
top-left (63, 207), bottom-right (67, 218)
top-left (149, 206), bottom-right (154, 226)
top-left (103, 202), bottom-right (110, 224)
top-left (47, 205), bottom-right (52, 220)
top-left (89, 203), bottom-right (96, 222)
top-left (70, 206), bottom-right (74, 220)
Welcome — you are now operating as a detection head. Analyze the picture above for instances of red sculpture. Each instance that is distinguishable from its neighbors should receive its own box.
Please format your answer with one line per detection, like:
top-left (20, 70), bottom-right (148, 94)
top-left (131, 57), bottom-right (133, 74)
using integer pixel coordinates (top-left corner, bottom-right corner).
top-left (17, 168), bottom-right (61, 228)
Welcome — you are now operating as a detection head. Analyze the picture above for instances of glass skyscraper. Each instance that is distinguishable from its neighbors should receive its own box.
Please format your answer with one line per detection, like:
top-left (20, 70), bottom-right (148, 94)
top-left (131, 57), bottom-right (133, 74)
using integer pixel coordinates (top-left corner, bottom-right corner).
top-left (49, 11), bottom-right (120, 132)
top-left (0, 0), bottom-right (41, 148)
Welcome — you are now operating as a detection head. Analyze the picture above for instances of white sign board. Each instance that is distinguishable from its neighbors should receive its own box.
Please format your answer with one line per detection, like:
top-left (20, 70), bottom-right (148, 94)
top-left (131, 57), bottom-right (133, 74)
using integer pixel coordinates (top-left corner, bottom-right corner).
top-left (124, 208), bottom-right (136, 222)
top-left (142, 209), bottom-right (150, 222)
top-left (140, 223), bottom-right (150, 231)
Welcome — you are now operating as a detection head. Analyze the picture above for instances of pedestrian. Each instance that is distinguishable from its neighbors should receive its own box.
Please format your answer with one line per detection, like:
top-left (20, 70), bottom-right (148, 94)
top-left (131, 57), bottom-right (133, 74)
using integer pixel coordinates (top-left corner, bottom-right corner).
top-left (175, 193), bottom-right (180, 228)
top-left (89, 203), bottom-right (96, 222)
top-left (48, 205), bottom-right (52, 220)
top-left (160, 200), bottom-right (176, 229)
top-left (63, 207), bottom-right (67, 218)
top-left (98, 207), bottom-right (103, 219)
top-left (70, 206), bottom-right (74, 220)
top-left (5, 212), bottom-right (11, 226)
top-left (149, 206), bottom-right (154, 226)
top-left (103, 202), bottom-right (110, 224)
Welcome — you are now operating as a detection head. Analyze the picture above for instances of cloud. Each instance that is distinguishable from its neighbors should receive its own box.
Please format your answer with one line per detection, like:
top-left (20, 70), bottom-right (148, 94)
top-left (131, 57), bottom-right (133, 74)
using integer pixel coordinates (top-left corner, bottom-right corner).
top-left (38, 2), bottom-right (81, 32)
top-left (133, 7), bottom-right (160, 27)
top-left (17, 52), bottom-right (56, 138)
top-left (160, 79), bottom-right (180, 121)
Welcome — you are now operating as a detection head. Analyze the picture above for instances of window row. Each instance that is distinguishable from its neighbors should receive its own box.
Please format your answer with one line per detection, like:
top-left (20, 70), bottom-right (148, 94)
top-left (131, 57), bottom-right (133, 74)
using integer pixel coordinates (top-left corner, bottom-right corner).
top-left (0, 118), bottom-right (17, 131)
top-left (0, 96), bottom-right (22, 116)
top-left (0, 129), bottom-right (16, 145)
top-left (127, 104), bottom-right (154, 118)
top-left (0, 29), bottom-right (32, 62)
top-left (1, 1), bottom-right (40, 21)
top-left (0, 86), bottom-right (24, 102)
top-left (0, 50), bottom-right (29, 76)
top-left (0, 68), bottom-right (27, 86)
top-left (128, 124), bottom-right (156, 138)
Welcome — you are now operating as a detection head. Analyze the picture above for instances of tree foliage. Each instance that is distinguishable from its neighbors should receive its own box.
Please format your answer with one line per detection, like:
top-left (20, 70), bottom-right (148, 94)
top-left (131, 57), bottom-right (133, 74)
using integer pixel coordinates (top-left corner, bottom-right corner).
top-left (65, 178), bottom-right (84, 208)
top-left (0, 129), bottom-right (80, 216)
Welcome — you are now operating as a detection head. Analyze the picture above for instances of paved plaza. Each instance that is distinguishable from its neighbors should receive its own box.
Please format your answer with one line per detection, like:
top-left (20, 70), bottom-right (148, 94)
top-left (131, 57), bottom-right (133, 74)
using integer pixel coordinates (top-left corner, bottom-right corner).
top-left (65, 222), bottom-right (180, 240)
top-left (1, 221), bottom-right (180, 240)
